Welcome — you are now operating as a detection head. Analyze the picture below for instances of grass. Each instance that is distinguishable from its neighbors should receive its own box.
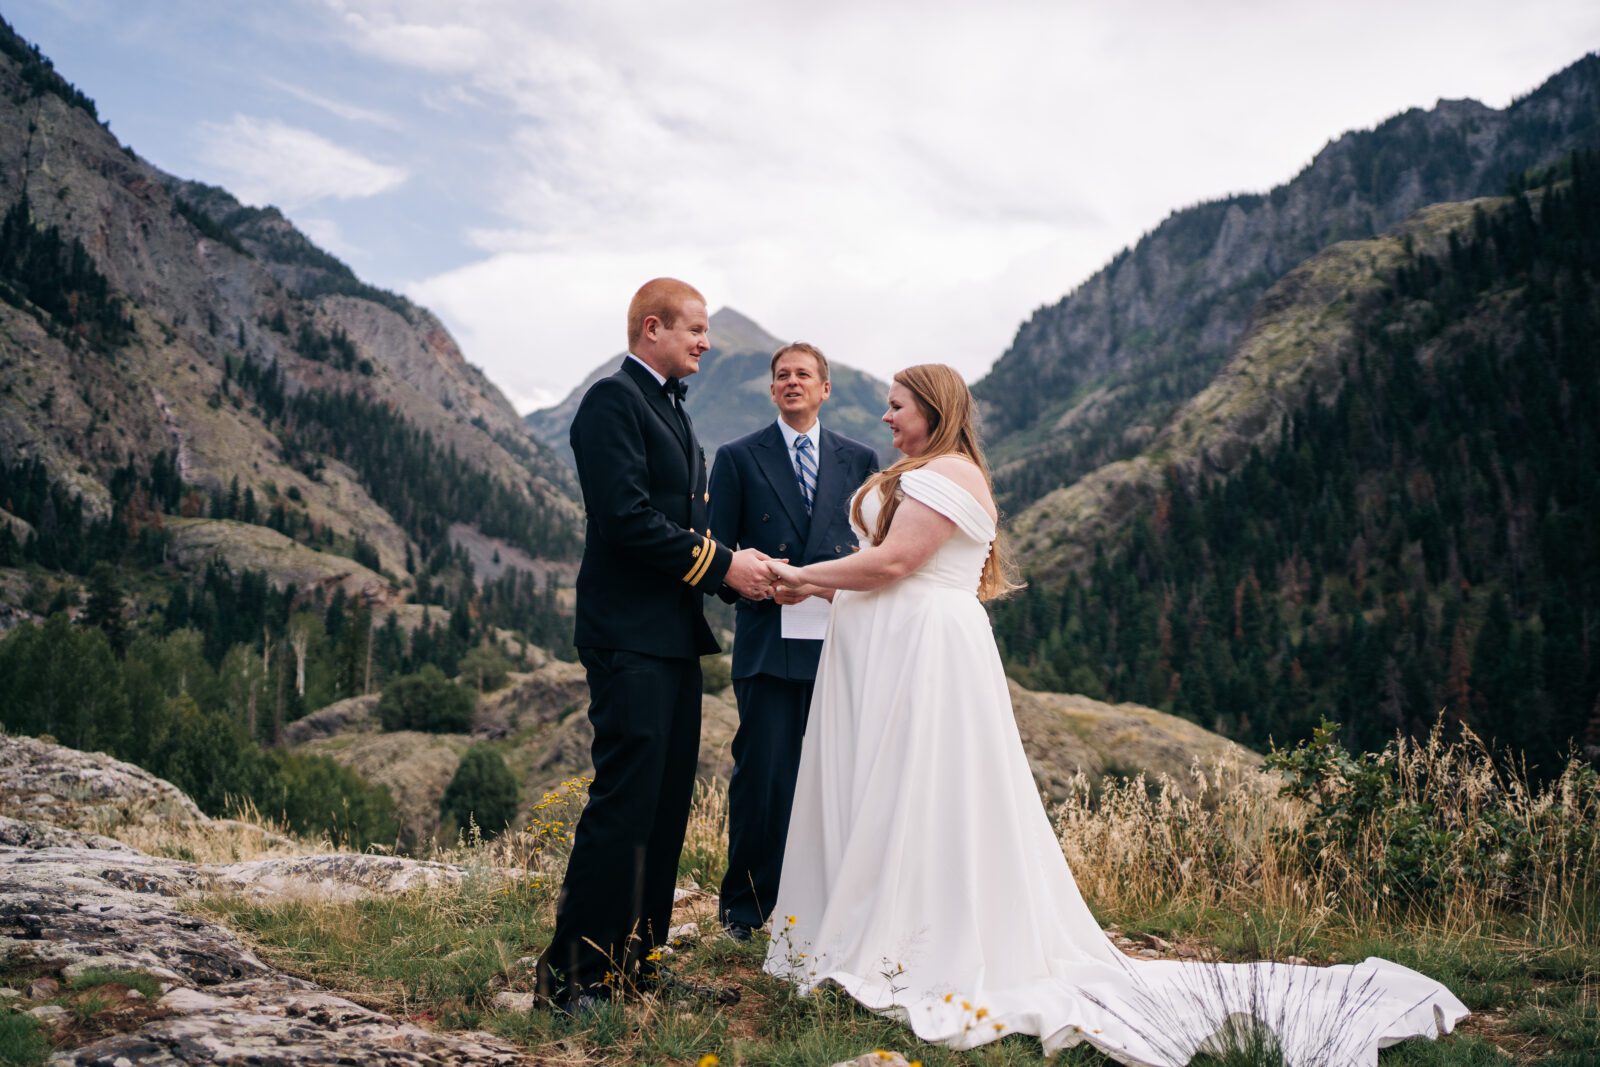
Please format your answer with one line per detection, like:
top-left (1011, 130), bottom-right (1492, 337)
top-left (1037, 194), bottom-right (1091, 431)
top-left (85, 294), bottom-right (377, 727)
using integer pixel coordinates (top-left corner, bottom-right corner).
top-left (36, 727), bottom-right (1595, 1064)
top-left (0, 1012), bottom-right (50, 1067)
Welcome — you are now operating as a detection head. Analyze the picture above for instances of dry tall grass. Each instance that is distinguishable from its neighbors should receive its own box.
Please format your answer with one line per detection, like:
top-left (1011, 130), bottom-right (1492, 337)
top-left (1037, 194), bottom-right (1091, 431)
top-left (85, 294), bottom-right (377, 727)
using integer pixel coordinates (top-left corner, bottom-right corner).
top-left (1052, 719), bottom-right (1600, 950)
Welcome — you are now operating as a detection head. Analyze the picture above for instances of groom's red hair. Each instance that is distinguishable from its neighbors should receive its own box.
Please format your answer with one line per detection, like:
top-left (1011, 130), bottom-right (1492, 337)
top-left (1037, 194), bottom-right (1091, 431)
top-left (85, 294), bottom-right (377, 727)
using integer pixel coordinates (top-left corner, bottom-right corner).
top-left (628, 278), bottom-right (705, 348)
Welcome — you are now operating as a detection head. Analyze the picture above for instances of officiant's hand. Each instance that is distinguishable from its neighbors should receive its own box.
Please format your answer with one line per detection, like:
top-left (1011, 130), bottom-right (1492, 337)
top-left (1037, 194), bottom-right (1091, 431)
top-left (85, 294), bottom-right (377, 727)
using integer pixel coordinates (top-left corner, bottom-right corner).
top-left (726, 547), bottom-right (776, 600)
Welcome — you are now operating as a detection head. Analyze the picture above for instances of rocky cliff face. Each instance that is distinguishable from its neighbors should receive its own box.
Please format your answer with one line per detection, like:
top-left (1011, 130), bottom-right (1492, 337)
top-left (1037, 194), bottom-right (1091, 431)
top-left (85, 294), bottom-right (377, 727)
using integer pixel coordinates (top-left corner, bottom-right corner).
top-left (978, 54), bottom-right (1600, 515)
top-left (527, 307), bottom-right (897, 467)
top-left (0, 20), bottom-right (577, 593)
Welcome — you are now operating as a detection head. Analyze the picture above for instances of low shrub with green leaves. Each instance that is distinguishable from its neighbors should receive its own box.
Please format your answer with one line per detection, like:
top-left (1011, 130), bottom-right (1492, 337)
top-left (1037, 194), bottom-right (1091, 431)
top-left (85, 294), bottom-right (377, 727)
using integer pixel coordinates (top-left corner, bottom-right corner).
top-left (1265, 719), bottom-right (1600, 909)
top-left (440, 745), bottom-right (519, 840)
top-left (376, 665), bottom-right (476, 733)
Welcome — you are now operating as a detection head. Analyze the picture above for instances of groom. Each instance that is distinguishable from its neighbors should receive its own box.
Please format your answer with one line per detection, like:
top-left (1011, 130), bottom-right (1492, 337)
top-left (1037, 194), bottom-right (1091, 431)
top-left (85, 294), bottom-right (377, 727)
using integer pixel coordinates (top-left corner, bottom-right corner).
top-left (709, 342), bottom-right (879, 940)
top-left (535, 278), bottom-right (773, 1011)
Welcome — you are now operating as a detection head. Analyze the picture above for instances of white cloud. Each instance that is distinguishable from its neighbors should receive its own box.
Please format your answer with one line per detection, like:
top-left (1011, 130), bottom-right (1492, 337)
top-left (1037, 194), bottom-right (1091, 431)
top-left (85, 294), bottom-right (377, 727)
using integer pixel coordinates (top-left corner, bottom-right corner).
top-left (326, 0), bottom-right (1600, 409)
top-left (196, 115), bottom-right (407, 209)
top-left (265, 78), bottom-right (403, 129)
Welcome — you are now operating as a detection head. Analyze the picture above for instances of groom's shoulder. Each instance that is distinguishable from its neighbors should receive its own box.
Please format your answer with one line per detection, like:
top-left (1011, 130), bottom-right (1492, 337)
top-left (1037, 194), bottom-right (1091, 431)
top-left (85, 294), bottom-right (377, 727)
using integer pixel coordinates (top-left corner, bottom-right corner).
top-left (576, 367), bottom-right (640, 413)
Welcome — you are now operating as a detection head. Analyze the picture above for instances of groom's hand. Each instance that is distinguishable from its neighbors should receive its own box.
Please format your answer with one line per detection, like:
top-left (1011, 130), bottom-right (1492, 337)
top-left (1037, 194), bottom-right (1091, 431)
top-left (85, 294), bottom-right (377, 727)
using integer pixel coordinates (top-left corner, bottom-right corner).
top-left (725, 547), bottom-right (775, 600)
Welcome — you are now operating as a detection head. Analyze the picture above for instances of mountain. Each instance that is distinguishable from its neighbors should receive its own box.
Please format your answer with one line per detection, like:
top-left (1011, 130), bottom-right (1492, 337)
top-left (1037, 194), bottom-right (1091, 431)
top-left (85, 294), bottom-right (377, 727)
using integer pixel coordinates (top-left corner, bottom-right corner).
top-left (993, 151), bottom-right (1600, 774)
top-left (977, 54), bottom-right (1600, 515)
top-left (0, 16), bottom-right (586, 832)
top-left (526, 307), bottom-right (897, 467)
top-left (0, 15), bottom-right (578, 593)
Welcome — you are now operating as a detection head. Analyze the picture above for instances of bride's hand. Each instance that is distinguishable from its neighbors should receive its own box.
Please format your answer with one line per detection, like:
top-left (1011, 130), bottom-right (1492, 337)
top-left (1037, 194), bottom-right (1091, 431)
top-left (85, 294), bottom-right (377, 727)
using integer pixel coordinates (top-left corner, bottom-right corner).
top-left (766, 559), bottom-right (803, 590)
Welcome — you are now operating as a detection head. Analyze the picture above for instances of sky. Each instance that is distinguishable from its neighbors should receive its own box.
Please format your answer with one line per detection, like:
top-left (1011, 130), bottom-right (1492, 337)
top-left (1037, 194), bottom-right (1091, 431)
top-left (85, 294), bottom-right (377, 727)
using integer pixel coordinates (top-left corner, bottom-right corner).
top-left (8, 1), bottom-right (1599, 412)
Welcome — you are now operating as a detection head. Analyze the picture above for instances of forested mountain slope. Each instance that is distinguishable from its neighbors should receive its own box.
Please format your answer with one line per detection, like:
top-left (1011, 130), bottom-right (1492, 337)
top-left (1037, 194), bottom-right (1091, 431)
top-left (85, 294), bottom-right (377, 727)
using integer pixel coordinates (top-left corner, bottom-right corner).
top-left (996, 153), bottom-right (1600, 773)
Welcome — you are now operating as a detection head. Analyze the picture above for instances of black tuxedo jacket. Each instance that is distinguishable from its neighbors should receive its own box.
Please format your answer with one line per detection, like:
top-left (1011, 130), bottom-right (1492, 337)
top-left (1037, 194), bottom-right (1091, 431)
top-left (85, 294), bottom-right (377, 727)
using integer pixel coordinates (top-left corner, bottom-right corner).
top-left (709, 422), bottom-right (879, 680)
top-left (571, 358), bottom-right (732, 659)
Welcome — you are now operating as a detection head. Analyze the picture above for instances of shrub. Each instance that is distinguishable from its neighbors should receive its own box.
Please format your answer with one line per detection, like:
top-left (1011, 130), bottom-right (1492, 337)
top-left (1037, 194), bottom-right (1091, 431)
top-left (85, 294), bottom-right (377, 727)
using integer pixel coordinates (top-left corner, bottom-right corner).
top-left (377, 665), bottom-right (475, 733)
top-left (254, 750), bottom-right (399, 850)
top-left (440, 745), bottom-right (519, 839)
top-left (459, 643), bottom-right (511, 693)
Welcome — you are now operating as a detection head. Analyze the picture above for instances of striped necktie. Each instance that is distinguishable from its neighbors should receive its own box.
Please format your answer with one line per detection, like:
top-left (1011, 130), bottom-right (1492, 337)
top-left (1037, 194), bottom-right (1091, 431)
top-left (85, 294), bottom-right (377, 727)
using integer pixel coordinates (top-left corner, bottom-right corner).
top-left (794, 433), bottom-right (816, 514)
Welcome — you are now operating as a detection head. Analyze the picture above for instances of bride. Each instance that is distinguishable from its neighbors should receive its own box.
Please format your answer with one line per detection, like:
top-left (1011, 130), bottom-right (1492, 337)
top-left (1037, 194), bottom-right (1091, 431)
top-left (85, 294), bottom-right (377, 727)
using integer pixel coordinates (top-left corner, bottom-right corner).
top-left (761, 364), bottom-right (1466, 1066)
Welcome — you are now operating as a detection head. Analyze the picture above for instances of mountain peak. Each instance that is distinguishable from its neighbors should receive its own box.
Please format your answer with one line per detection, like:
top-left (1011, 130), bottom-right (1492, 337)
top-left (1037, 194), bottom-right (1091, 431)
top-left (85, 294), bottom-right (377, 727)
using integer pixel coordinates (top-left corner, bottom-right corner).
top-left (709, 307), bottom-right (783, 355)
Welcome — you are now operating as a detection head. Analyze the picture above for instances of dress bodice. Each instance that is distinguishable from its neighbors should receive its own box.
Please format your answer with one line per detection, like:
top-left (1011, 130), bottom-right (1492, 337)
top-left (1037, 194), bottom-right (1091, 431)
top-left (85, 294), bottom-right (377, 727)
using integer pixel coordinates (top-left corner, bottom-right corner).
top-left (852, 467), bottom-right (996, 594)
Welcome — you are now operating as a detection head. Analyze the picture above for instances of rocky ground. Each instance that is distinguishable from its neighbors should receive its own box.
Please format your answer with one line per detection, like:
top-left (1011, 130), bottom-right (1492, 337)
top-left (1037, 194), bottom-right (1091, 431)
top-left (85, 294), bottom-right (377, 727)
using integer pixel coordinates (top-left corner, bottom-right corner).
top-left (0, 735), bottom-right (529, 1064)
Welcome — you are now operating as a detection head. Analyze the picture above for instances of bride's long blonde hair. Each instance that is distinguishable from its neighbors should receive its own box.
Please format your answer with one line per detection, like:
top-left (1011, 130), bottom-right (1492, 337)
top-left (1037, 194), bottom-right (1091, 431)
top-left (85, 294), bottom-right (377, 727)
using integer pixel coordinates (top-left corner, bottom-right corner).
top-left (850, 363), bottom-right (1021, 601)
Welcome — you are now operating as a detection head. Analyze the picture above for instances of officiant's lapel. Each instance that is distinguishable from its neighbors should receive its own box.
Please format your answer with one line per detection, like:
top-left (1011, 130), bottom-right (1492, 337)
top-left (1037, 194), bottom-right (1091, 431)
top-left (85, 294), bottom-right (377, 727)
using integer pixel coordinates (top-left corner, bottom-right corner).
top-left (800, 428), bottom-right (850, 562)
top-left (753, 423), bottom-right (811, 533)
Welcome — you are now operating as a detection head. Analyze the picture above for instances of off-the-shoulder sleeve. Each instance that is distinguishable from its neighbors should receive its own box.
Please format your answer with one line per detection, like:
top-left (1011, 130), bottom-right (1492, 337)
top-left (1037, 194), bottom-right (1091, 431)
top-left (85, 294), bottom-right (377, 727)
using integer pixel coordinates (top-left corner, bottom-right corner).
top-left (900, 468), bottom-right (996, 543)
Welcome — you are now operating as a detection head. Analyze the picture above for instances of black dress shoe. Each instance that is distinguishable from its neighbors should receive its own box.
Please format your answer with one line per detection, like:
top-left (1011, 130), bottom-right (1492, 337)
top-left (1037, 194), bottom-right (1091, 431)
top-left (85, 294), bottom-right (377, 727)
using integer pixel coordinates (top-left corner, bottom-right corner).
top-left (638, 965), bottom-right (741, 1006)
top-left (724, 921), bottom-right (754, 943)
top-left (549, 987), bottom-right (607, 1017)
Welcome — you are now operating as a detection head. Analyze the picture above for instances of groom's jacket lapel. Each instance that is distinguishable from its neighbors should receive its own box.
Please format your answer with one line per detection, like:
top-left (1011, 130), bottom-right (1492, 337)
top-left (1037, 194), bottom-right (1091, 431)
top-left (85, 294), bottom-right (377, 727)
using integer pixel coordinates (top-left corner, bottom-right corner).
top-left (753, 423), bottom-right (812, 534)
top-left (621, 357), bottom-right (693, 464)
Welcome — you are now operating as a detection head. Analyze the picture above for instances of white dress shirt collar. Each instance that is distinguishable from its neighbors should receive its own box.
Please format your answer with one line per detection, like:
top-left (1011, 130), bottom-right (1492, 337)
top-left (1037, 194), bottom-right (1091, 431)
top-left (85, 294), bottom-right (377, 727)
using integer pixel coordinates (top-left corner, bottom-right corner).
top-left (777, 417), bottom-right (820, 457)
top-left (626, 352), bottom-right (668, 388)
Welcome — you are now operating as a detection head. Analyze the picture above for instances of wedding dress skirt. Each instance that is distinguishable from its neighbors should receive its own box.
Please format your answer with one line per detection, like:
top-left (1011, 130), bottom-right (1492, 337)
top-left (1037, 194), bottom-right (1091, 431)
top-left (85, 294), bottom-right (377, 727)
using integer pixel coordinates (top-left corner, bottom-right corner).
top-left (764, 468), bottom-right (1466, 1066)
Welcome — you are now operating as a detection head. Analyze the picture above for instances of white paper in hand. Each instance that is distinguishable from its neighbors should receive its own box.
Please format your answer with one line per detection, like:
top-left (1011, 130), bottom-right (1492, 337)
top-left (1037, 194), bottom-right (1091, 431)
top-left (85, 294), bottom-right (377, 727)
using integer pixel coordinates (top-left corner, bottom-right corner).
top-left (780, 596), bottom-right (831, 640)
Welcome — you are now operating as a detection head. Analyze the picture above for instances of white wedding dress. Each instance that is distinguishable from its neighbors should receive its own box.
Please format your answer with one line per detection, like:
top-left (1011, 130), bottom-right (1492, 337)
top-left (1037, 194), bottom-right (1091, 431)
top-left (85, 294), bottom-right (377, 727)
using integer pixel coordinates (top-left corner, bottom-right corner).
top-left (764, 468), bottom-right (1467, 1066)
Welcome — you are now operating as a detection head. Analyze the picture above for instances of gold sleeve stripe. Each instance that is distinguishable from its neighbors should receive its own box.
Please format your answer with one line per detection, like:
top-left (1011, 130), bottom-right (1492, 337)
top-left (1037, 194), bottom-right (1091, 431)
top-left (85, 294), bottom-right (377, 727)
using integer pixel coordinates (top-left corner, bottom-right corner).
top-left (683, 534), bottom-right (716, 585)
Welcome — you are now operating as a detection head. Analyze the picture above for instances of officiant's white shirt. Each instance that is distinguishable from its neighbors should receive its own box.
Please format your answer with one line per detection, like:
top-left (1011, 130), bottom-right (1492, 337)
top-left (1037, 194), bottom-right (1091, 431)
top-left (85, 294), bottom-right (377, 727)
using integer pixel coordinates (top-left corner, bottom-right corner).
top-left (777, 417), bottom-right (821, 473)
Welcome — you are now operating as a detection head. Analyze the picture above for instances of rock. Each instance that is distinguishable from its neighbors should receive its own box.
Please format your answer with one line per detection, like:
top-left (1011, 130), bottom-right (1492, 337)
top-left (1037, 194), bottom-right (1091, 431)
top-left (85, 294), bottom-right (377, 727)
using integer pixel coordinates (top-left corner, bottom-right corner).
top-left (0, 987), bottom-right (18, 998)
top-left (491, 991), bottom-right (538, 1013)
top-left (53, 978), bottom-right (527, 1065)
top-left (280, 694), bottom-right (380, 745)
top-left (1138, 933), bottom-right (1173, 951)
top-left (26, 1003), bottom-right (67, 1024)
top-left (833, 1053), bottom-right (913, 1067)
top-left (1285, 955), bottom-right (1310, 966)
top-left (0, 815), bottom-right (137, 853)
top-left (0, 736), bottom-right (203, 832)
top-left (126, 988), bottom-right (145, 1001)
top-left (668, 922), bottom-right (699, 944)
top-left (1137, 948), bottom-right (1161, 959)
top-left (27, 976), bottom-right (60, 999)
top-left (1175, 945), bottom-right (1199, 959)
top-left (0, 846), bottom-right (527, 1064)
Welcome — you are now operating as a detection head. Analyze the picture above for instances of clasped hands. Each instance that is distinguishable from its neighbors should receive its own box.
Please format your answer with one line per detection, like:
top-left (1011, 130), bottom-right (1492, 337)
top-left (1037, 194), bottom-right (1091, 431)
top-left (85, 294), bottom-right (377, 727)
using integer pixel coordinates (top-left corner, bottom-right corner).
top-left (723, 548), bottom-right (810, 603)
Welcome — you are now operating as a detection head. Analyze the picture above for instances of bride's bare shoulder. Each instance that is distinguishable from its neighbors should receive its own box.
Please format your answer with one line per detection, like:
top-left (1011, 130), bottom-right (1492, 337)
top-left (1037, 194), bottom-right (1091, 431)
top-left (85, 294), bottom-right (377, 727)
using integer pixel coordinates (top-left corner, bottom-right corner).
top-left (922, 456), bottom-right (996, 515)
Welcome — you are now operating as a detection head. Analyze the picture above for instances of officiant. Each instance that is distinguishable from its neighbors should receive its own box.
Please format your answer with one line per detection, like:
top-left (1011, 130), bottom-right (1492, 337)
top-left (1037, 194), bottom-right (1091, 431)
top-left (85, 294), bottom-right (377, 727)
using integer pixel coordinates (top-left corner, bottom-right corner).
top-left (708, 342), bottom-right (879, 940)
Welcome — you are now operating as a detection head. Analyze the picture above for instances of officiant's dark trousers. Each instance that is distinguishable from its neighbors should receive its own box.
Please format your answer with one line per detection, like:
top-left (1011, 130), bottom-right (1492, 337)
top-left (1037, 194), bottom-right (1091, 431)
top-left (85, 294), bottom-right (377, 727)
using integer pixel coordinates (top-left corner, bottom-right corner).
top-left (536, 648), bottom-right (702, 1001)
top-left (719, 673), bottom-right (813, 929)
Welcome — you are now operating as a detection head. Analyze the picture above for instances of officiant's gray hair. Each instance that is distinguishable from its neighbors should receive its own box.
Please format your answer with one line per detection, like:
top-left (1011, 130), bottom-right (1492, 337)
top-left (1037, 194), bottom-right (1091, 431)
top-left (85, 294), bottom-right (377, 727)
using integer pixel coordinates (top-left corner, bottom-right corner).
top-left (770, 342), bottom-right (830, 382)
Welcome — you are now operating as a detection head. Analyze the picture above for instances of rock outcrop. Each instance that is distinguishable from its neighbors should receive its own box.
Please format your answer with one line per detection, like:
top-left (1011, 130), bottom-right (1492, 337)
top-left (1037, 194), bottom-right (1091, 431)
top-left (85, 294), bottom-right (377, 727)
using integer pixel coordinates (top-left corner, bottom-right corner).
top-left (0, 735), bottom-right (530, 1064)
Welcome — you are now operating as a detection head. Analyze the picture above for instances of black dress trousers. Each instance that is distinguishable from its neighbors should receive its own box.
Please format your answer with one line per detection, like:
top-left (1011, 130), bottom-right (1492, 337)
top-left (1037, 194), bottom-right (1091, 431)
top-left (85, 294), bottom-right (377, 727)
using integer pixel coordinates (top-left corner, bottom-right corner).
top-left (718, 672), bottom-right (813, 928)
top-left (536, 648), bottom-right (702, 999)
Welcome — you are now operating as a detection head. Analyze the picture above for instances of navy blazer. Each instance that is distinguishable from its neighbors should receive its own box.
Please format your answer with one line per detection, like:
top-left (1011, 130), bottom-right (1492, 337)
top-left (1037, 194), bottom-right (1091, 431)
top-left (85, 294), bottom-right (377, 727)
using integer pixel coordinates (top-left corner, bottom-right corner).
top-left (571, 358), bottom-right (732, 659)
top-left (709, 422), bottom-right (880, 681)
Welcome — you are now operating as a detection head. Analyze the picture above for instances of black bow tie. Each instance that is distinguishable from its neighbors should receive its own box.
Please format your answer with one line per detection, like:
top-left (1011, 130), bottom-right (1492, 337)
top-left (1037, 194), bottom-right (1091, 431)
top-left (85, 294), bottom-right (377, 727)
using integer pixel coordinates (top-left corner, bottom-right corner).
top-left (663, 377), bottom-right (688, 402)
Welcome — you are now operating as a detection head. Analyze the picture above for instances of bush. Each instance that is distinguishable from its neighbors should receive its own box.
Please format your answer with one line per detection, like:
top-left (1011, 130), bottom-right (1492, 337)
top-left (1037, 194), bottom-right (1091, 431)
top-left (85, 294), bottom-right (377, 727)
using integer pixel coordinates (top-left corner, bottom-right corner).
top-left (377, 665), bottom-right (475, 733)
top-left (440, 745), bottom-right (519, 839)
top-left (459, 643), bottom-right (511, 693)
top-left (253, 750), bottom-right (398, 850)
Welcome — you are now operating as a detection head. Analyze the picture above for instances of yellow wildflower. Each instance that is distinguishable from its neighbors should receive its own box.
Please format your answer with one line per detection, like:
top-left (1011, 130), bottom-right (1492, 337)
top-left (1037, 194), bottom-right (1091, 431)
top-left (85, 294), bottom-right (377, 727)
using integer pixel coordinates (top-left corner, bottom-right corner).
top-left (993, 1023), bottom-right (1005, 1033)
top-left (942, 993), bottom-right (953, 1003)
top-left (961, 1000), bottom-right (971, 1011)
top-left (975, 1007), bottom-right (989, 1020)
top-left (786, 915), bottom-right (797, 925)
top-left (697, 1057), bottom-right (720, 1067)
